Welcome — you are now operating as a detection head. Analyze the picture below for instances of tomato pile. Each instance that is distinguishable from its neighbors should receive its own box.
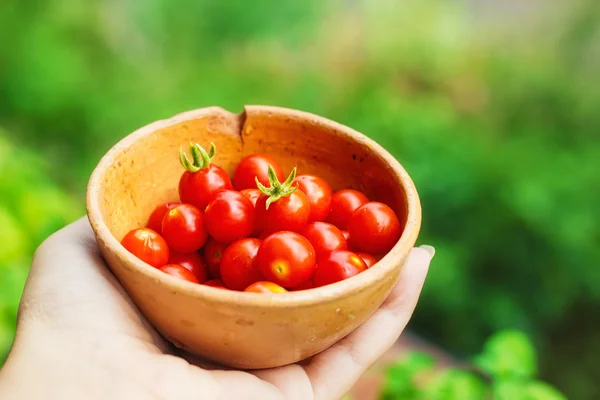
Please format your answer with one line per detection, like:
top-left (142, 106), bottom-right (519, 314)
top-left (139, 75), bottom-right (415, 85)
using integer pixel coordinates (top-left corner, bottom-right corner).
top-left (121, 143), bottom-right (403, 293)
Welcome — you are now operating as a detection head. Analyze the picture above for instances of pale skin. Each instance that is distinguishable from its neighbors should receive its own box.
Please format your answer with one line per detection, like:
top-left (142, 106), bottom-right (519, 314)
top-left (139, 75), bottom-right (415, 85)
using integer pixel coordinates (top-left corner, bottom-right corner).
top-left (0, 218), bottom-right (434, 400)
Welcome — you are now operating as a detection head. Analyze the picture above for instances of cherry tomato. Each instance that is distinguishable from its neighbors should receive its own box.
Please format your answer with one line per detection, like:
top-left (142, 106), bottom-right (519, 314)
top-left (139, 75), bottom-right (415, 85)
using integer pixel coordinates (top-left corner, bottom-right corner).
top-left (313, 250), bottom-right (367, 287)
top-left (291, 280), bottom-right (314, 291)
top-left (233, 154), bottom-right (284, 191)
top-left (256, 231), bottom-right (316, 288)
top-left (178, 143), bottom-right (233, 210)
top-left (146, 202), bottom-right (179, 233)
top-left (341, 230), bottom-right (351, 241)
top-left (204, 279), bottom-right (228, 289)
top-left (159, 264), bottom-right (200, 284)
top-left (203, 237), bottom-right (227, 278)
top-left (326, 189), bottom-right (369, 230)
top-left (205, 190), bottom-right (254, 243)
top-left (348, 202), bottom-right (402, 254)
top-left (168, 252), bottom-right (208, 283)
top-left (161, 204), bottom-right (208, 253)
top-left (220, 238), bottom-right (263, 291)
top-left (240, 188), bottom-right (261, 207)
top-left (255, 191), bottom-right (310, 234)
top-left (121, 228), bottom-right (169, 268)
top-left (301, 222), bottom-right (347, 259)
top-left (244, 281), bottom-right (288, 294)
top-left (356, 252), bottom-right (378, 268)
top-left (294, 175), bottom-right (332, 222)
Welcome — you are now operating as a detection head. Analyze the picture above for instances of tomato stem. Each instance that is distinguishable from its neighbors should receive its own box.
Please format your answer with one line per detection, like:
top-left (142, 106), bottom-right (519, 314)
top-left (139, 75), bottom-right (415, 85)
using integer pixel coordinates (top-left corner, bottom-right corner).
top-left (179, 142), bottom-right (216, 172)
top-left (256, 165), bottom-right (298, 209)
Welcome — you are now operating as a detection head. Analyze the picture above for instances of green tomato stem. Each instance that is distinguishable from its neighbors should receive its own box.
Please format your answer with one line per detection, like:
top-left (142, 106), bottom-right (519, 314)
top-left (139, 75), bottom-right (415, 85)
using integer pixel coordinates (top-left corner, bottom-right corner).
top-left (256, 165), bottom-right (298, 209)
top-left (179, 142), bottom-right (216, 172)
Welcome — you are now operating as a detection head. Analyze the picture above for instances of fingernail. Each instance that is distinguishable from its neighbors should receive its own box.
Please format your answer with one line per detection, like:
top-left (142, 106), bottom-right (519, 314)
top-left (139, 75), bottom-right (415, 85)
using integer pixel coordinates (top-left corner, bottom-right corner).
top-left (419, 244), bottom-right (435, 258)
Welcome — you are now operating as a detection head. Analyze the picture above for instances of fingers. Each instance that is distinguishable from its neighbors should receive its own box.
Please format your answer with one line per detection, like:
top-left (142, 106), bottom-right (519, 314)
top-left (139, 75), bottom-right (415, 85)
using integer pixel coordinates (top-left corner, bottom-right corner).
top-left (303, 246), bottom-right (434, 400)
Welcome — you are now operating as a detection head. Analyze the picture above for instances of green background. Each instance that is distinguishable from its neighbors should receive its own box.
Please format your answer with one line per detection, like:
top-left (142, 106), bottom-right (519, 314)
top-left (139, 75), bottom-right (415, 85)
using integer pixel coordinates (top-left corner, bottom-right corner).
top-left (1, 0), bottom-right (598, 398)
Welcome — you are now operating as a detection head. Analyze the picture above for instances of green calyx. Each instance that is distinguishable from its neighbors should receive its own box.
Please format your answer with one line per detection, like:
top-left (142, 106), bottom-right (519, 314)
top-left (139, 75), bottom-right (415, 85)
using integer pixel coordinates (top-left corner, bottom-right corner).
top-left (256, 165), bottom-right (298, 209)
top-left (179, 142), bottom-right (216, 172)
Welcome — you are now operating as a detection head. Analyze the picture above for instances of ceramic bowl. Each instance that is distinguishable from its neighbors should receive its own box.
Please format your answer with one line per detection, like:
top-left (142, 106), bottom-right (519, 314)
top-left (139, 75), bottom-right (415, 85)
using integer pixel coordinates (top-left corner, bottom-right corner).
top-left (86, 105), bottom-right (421, 369)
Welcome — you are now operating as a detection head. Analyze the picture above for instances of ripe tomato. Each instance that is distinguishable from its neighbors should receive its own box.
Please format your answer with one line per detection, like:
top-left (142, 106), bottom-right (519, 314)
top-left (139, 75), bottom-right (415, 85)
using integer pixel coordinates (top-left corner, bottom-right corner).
top-left (301, 221), bottom-right (347, 259)
top-left (146, 202), bottom-right (179, 233)
top-left (240, 188), bottom-right (261, 207)
top-left (159, 264), bottom-right (200, 284)
top-left (121, 228), bottom-right (169, 268)
top-left (348, 202), bottom-right (402, 254)
top-left (178, 143), bottom-right (232, 210)
top-left (256, 231), bottom-right (316, 288)
top-left (161, 204), bottom-right (208, 253)
top-left (168, 252), bottom-right (208, 283)
top-left (233, 154), bottom-right (284, 191)
top-left (291, 280), bottom-right (314, 291)
top-left (356, 252), bottom-right (378, 268)
top-left (205, 190), bottom-right (254, 243)
top-left (326, 189), bottom-right (369, 230)
top-left (203, 237), bottom-right (227, 278)
top-left (294, 175), bottom-right (332, 222)
top-left (341, 230), bottom-right (351, 241)
top-left (220, 238), bottom-right (263, 291)
top-left (204, 279), bottom-right (228, 289)
top-left (244, 281), bottom-right (287, 294)
top-left (313, 250), bottom-right (367, 287)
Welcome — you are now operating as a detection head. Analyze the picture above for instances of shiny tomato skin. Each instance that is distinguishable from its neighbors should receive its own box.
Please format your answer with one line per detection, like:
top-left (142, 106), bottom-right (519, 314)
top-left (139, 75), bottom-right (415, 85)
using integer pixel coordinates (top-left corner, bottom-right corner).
top-left (326, 189), bottom-right (369, 230)
top-left (294, 175), bottom-right (332, 222)
top-left (204, 279), bottom-right (228, 289)
top-left (159, 264), bottom-right (200, 284)
top-left (121, 228), bottom-right (169, 268)
top-left (255, 191), bottom-right (310, 234)
top-left (348, 202), bottom-right (402, 255)
top-left (301, 222), bottom-right (347, 259)
top-left (256, 231), bottom-right (316, 288)
top-left (233, 154), bottom-right (284, 191)
top-left (291, 279), bottom-right (315, 291)
top-left (240, 188), bottom-right (261, 207)
top-left (313, 250), bottom-right (367, 287)
top-left (203, 237), bottom-right (227, 278)
top-left (179, 164), bottom-right (233, 210)
top-left (205, 190), bottom-right (254, 243)
top-left (161, 204), bottom-right (208, 253)
top-left (220, 238), bottom-right (263, 291)
top-left (146, 202), bottom-right (179, 233)
top-left (244, 281), bottom-right (288, 293)
top-left (341, 230), bottom-right (351, 242)
top-left (356, 252), bottom-right (378, 268)
top-left (168, 252), bottom-right (208, 283)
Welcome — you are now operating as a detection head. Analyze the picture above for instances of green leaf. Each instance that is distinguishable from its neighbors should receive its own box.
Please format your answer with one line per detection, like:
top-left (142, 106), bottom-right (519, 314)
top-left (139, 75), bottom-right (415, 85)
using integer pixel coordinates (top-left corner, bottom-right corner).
top-left (474, 330), bottom-right (537, 379)
top-left (423, 369), bottom-right (489, 400)
top-left (525, 381), bottom-right (568, 400)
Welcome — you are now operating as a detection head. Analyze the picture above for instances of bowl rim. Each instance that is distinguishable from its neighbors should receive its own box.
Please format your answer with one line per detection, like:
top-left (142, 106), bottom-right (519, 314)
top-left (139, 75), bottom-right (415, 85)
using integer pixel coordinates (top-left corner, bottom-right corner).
top-left (86, 105), bottom-right (422, 308)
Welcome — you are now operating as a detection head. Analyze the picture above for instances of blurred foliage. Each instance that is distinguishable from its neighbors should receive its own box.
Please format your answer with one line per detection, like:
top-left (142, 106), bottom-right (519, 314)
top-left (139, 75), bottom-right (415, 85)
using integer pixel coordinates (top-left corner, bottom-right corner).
top-left (0, 0), bottom-right (599, 397)
top-left (380, 330), bottom-right (567, 400)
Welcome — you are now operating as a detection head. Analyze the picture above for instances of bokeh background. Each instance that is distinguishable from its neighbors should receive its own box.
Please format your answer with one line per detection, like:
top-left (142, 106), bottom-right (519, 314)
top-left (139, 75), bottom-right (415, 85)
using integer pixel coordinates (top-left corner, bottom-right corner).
top-left (1, 0), bottom-right (599, 398)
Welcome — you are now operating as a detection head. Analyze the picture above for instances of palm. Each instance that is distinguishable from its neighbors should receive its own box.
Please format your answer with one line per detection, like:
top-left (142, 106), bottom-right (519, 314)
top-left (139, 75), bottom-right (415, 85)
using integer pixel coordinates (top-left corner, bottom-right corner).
top-left (19, 218), bottom-right (431, 400)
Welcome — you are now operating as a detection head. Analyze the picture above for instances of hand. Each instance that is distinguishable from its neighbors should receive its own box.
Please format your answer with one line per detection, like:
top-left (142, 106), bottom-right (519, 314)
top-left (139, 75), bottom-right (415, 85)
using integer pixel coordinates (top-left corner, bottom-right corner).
top-left (0, 218), bottom-right (433, 400)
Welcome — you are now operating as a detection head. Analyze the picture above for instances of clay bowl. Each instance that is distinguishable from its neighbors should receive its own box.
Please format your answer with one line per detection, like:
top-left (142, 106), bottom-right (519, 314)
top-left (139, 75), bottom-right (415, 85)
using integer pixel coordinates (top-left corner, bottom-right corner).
top-left (86, 105), bottom-right (421, 369)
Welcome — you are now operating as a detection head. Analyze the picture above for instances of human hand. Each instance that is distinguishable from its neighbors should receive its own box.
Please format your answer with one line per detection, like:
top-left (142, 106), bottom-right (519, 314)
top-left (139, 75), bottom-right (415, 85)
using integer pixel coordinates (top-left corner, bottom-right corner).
top-left (0, 218), bottom-right (433, 400)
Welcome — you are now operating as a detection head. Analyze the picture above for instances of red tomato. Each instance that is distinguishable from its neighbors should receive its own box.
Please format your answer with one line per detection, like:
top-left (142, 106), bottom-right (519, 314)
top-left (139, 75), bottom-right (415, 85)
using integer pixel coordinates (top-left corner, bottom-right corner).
top-left (204, 279), bottom-right (227, 289)
top-left (159, 264), bottom-right (200, 284)
top-left (256, 231), bottom-right (316, 288)
top-left (240, 188), bottom-right (261, 207)
top-left (220, 238), bottom-right (263, 291)
top-left (168, 252), bottom-right (208, 283)
top-left (121, 228), bottom-right (169, 268)
top-left (341, 230), bottom-right (351, 241)
top-left (244, 281), bottom-right (288, 294)
top-left (313, 250), bottom-right (367, 287)
top-left (205, 190), bottom-right (254, 243)
top-left (255, 191), bottom-right (310, 234)
top-left (203, 237), bottom-right (227, 278)
top-left (294, 175), bottom-right (332, 222)
top-left (291, 280), bottom-right (315, 291)
top-left (161, 204), bottom-right (208, 253)
top-left (146, 202), bottom-right (179, 233)
top-left (326, 189), bottom-right (369, 230)
top-left (348, 202), bottom-right (402, 254)
top-left (356, 252), bottom-right (378, 268)
top-left (233, 154), bottom-right (284, 191)
top-left (301, 221), bottom-right (347, 259)
top-left (178, 143), bottom-right (233, 210)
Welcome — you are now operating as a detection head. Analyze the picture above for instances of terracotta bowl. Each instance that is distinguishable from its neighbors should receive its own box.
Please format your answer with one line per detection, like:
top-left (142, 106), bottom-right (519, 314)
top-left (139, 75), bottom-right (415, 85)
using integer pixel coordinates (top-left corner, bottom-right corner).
top-left (86, 105), bottom-right (421, 369)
